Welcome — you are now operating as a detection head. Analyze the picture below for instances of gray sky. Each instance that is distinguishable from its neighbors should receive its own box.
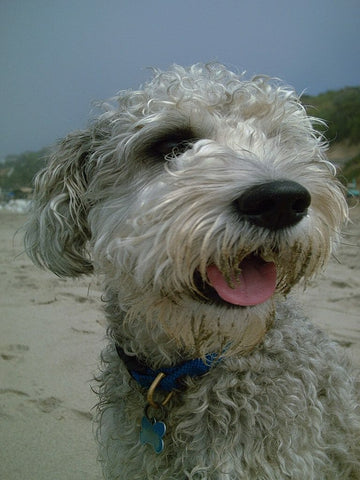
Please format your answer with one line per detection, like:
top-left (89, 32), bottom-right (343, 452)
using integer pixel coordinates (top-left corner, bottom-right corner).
top-left (1, 0), bottom-right (359, 158)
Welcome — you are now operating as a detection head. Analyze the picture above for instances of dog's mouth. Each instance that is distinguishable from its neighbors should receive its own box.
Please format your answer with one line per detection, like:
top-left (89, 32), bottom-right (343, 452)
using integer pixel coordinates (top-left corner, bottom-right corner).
top-left (194, 254), bottom-right (277, 307)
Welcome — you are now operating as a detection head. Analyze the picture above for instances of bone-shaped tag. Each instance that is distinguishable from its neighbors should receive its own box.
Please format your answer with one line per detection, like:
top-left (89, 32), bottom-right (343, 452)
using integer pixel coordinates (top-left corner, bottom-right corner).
top-left (140, 415), bottom-right (166, 454)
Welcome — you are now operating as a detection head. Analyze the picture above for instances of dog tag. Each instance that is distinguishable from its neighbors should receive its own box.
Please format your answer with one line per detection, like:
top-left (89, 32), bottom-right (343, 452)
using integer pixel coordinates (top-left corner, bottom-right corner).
top-left (140, 412), bottom-right (166, 454)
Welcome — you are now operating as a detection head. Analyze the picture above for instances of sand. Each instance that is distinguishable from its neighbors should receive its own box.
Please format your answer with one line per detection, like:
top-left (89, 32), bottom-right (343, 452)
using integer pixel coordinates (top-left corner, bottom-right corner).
top-left (0, 213), bottom-right (105, 480)
top-left (1, 207), bottom-right (359, 479)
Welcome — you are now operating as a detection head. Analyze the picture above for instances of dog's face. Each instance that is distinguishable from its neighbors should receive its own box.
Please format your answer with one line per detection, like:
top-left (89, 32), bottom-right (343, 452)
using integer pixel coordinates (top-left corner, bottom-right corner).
top-left (25, 64), bottom-right (348, 357)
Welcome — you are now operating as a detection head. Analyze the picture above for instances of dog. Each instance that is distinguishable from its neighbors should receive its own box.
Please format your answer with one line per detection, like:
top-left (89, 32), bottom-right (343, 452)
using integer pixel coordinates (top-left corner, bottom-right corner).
top-left (24, 63), bottom-right (360, 479)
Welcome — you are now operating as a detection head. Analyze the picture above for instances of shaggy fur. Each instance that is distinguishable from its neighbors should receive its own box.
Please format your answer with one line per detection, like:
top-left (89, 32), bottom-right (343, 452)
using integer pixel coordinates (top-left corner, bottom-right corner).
top-left (24, 63), bottom-right (360, 479)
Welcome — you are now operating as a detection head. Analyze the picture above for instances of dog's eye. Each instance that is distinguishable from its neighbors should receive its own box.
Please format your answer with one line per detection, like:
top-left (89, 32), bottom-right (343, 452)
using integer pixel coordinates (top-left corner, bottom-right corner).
top-left (150, 131), bottom-right (198, 159)
top-left (156, 139), bottom-right (193, 157)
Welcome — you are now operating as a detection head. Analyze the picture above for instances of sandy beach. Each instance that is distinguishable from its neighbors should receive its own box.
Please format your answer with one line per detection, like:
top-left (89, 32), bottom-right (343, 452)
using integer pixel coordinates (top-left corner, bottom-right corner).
top-left (1, 207), bottom-right (359, 480)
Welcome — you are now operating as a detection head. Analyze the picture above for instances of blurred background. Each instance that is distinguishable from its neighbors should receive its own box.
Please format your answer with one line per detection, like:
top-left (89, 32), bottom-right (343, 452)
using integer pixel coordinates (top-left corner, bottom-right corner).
top-left (1, 0), bottom-right (360, 202)
top-left (1, 0), bottom-right (359, 150)
top-left (1, 0), bottom-right (359, 188)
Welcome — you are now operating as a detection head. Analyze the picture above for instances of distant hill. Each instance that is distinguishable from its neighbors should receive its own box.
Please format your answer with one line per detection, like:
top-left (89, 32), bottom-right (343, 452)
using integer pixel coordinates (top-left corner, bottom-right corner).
top-left (302, 86), bottom-right (360, 145)
top-left (0, 149), bottom-right (48, 195)
top-left (1, 85), bottom-right (359, 196)
top-left (302, 87), bottom-right (360, 186)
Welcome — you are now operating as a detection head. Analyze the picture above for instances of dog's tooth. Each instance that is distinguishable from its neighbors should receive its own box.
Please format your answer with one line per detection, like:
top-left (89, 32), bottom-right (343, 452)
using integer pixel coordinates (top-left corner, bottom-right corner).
top-left (261, 254), bottom-right (274, 262)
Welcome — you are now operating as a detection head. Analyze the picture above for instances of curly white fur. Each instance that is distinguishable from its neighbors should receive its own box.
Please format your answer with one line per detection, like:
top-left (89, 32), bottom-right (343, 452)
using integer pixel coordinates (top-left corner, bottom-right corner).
top-left (24, 63), bottom-right (359, 479)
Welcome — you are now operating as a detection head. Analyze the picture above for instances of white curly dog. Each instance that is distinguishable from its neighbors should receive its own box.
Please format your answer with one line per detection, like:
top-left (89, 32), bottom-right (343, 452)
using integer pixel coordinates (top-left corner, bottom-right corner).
top-left (25, 64), bottom-right (360, 479)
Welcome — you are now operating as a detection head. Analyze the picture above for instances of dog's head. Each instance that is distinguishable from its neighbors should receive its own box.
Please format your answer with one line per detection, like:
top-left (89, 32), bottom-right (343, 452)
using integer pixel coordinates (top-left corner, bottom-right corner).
top-left (25, 63), bottom-right (348, 356)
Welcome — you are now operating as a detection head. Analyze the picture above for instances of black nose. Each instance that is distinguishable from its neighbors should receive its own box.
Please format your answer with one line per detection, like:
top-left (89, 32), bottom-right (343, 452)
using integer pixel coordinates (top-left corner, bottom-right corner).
top-left (235, 180), bottom-right (311, 230)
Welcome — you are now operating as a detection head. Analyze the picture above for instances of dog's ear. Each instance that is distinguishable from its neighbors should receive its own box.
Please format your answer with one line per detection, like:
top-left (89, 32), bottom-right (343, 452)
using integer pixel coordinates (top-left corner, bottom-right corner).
top-left (24, 130), bottom-right (95, 277)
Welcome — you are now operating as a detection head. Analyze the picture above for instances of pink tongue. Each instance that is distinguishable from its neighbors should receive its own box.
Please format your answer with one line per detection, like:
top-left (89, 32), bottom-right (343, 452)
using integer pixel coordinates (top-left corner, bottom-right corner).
top-left (206, 256), bottom-right (277, 306)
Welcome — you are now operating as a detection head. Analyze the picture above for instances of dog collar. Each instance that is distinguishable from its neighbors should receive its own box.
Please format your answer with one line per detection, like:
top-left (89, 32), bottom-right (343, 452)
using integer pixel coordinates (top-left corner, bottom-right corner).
top-left (116, 344), bottom-right (221, 392)
top-left (116, 344), bottom-right (226, 454)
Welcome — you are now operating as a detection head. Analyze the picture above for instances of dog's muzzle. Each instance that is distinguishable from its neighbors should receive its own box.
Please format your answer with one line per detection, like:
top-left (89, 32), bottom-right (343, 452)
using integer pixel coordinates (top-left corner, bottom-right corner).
top-left (195, 180), bottom-right (311, 307)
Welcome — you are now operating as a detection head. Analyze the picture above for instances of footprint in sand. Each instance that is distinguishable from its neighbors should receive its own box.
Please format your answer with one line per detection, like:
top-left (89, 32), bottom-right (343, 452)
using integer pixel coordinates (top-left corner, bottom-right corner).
top-left (59, 292), bottom-right (97, 304)
top-left (331, 280), bottom-right (354, 289)
top-left (30, 396), bottom-right (63, 413)
top-left (0, 344), bottom-right (29, 361)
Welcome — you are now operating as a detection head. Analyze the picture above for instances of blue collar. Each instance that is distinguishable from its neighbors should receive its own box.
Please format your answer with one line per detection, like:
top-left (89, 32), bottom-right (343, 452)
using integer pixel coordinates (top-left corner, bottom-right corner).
top-left (116, 345), bottom-right (222, 392)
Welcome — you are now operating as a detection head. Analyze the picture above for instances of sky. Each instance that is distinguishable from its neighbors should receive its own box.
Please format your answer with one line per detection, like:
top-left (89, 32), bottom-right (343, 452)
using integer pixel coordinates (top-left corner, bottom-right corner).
top-left (1, 0), bottom-right (359, 159)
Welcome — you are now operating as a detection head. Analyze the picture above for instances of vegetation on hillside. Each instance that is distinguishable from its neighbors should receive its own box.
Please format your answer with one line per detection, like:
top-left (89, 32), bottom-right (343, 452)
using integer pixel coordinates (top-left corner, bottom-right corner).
top-left (302, 86), bottom-right (360, 144)
top-left (303, 86), bottom-right (360, 188)
top-left (341, 152), bottom-right (360, 184)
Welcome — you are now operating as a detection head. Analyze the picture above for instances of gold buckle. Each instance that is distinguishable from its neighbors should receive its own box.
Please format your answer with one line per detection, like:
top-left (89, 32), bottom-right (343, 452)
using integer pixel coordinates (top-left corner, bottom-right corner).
top-left (147, 373), bottom-right (174, 409)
